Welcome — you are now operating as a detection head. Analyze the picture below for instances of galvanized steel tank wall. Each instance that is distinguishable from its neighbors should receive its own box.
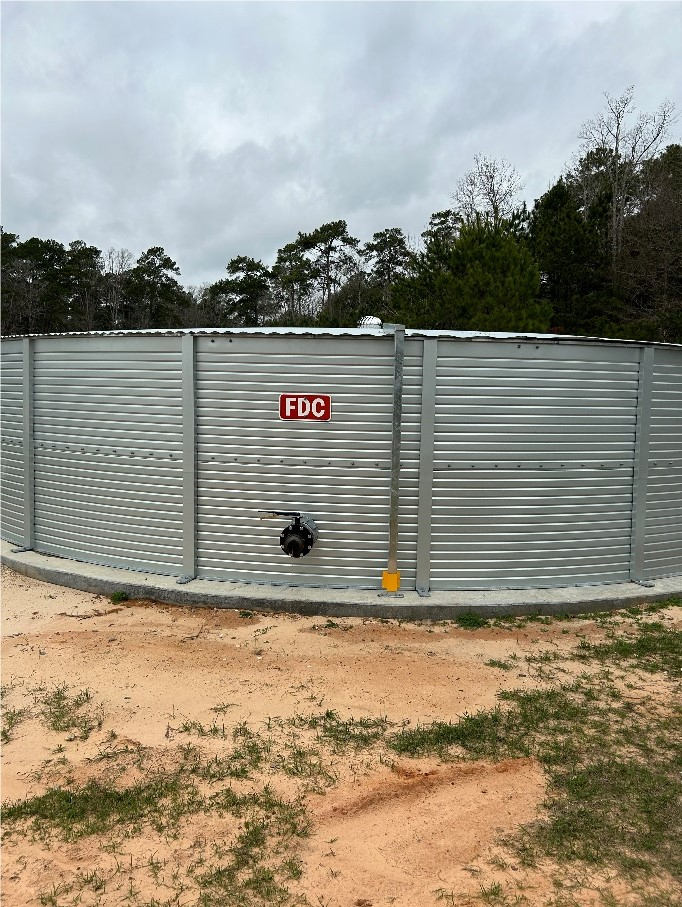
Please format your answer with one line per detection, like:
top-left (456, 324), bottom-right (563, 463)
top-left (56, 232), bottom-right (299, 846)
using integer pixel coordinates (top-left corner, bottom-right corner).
top-left (193, 333), bottom-right (412, 587)
top-left (2, 330), bottom-right (681, 592)
top-left (0, 339), bottom-right (24, 545)
top-left (428, 340), bottom-right (639, 589)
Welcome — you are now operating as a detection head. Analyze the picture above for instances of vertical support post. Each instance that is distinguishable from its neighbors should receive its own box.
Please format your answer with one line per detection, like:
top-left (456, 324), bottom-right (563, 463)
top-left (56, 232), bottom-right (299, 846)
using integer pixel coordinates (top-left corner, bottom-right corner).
top-left (179, 334), bottom-right (196, 582)
top-left (416, 338), bottom-right (437, 596)
top-left (630, 345), bottom-right (654, 581)
top-left (382, 324), bottom-right (404, 593)
top-left (22, 337), bottom-right (35, 550)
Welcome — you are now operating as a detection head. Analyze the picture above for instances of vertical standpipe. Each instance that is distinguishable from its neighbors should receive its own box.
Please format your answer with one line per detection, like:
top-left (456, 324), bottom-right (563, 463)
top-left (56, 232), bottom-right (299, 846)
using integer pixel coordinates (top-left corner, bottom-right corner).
top-left (630, 345), bottom-right (654, 580)
top-left (22, 337), bottom-right (35, 551)
top-left (179, 333), bottom-right (196, 583)
top-left (383, 324), bottom-right (405, 592)
top-left (415, 338), bottom-right (438, 596)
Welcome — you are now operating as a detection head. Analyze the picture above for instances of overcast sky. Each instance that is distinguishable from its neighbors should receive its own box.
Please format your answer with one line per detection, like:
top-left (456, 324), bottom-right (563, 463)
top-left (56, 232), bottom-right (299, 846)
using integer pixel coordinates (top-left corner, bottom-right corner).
top-left (2, 1), bottom-right (681, 288)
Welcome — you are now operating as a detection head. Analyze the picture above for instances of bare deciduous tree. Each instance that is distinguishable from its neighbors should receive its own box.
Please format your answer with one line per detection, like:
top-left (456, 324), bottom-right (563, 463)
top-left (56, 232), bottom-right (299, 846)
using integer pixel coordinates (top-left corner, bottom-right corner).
top-left (578, 86), bottom-right (676, 269)
top-left (102, 247), bottom-right (133, 329)
top-left (452, 154), bottom-right (523, 227)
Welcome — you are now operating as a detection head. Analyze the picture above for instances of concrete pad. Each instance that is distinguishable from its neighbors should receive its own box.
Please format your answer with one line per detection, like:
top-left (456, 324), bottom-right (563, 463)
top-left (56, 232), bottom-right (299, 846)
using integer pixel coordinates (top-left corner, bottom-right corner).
top-left (3, 541), bottom-right (681, 619)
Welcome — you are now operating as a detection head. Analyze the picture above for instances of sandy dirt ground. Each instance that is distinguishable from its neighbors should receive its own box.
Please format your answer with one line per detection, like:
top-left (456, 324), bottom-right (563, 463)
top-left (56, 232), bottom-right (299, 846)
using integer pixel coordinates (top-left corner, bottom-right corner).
top-left (1, 566), bottom-right (679, 907)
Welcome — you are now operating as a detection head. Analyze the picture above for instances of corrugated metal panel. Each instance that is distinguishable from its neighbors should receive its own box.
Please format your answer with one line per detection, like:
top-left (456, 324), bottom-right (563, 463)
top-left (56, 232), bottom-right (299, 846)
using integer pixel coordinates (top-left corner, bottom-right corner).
top-left (8, 325), bottom-right (681, 350)
top-left (31, 337), bottom-right (185, 574)
top-left (644, 349), bottom-right (682, 578)
top-left (1, 340), bottom-right (25, 544)
top-left (195, 334), bottom-right (402, 588)
top-left (398, 339), bottom-right (423, 587)
top-left (430, 341), bottom-right (640, 589)
top-left (3, 329), bottom-right (680, 591)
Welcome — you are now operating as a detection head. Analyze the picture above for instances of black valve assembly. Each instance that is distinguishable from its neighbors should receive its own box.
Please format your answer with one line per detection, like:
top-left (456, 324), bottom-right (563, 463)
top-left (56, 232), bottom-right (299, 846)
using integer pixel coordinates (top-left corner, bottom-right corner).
top-left (258, 511), bottom-right (319, 558)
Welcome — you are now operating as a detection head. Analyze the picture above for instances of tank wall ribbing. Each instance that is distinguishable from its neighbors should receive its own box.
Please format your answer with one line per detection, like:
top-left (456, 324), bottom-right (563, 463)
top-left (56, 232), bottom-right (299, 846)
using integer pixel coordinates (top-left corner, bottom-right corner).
top-left (31, 336), bottom-right (185, 574)
top-left (2, 333), bottom-right (682, 592)
top-left (644, 348), bottom-right (682, 578)
top-left (0, 339), bottom-right (25, 545)
top-left (397, 338), bottom-right (423, 588)
top-left (429, 340), bottom-right (640, 589)
top-left (194, 334), bottom-right (407, 587)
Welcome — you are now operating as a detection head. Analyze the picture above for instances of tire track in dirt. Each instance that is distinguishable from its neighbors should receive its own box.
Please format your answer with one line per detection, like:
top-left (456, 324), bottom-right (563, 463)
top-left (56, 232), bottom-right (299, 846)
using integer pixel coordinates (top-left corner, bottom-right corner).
top-left (301, 757), bottom-right (545, 906)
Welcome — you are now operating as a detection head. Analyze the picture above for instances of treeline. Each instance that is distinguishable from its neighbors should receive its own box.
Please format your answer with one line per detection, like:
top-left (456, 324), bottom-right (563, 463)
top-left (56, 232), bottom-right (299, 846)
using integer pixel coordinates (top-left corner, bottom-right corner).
top-left (2, 89), bottom-right (681, 341)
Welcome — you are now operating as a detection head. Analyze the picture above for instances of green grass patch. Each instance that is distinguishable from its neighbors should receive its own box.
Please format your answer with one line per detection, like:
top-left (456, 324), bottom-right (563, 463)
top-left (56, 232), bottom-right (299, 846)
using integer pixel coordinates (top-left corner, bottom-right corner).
top-left (178, 718), bottom-right (229, 739)
top-left (177, 724), bottom-right (271, 780)
top-left (625, 599), bottom-right (681, 617)
top-left (6, 769), bottom-right (311, 906)
top-left (3, 683), bottom-right (106, 745)
top-left (575, 621), bottom-right (682, 677)
top-left (487, 598), bottom-right (680, 630)
top-left (388, 646), bottom-right (682, 886)
top-left (289, 709), bottom-right (392, 750)
top-left (2, 775), bottom-right (201, 840)
top-left (525, 649), bottom-right (563, 664)
top-left (37, 683), bottom-right (103, 740)
top-left (207, 785), bottom-right (310, 840)
top-left (526, 755), bottom-right (682, 879)
top-left (389, 685), bottom-right (597, 760)
top-left (197, 786), bottom-right (309, 905)
top-left (452, 611), bottom-right (489, 630)
top-left (1, 704), bottom-right (30, 744)
top-left (310, 619), bottom-right (350, 631)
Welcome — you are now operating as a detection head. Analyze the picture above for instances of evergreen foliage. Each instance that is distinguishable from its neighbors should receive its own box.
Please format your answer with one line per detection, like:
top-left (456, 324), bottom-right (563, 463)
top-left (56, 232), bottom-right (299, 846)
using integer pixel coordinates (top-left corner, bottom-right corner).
top-left (394, 218), bottom-right (548, 331)
top-left (2, 89), bottom-right (679, 340)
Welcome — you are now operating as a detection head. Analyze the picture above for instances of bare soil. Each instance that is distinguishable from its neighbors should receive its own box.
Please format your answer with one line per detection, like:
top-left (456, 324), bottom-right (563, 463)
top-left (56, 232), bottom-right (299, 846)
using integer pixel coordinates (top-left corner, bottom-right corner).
top-left (1, 566), bottom-right (678, 906)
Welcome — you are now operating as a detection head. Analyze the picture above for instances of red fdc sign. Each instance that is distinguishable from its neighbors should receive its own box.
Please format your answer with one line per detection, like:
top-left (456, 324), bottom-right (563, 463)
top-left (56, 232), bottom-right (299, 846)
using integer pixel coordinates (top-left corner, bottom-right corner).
top-left (279, 394), bottom-right (332, 421)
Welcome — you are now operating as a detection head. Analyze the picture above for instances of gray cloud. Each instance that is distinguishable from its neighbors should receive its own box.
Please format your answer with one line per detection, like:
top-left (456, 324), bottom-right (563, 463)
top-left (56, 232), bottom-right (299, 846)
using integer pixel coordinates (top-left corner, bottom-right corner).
top-left (2, 1), bottom-right (680, 287)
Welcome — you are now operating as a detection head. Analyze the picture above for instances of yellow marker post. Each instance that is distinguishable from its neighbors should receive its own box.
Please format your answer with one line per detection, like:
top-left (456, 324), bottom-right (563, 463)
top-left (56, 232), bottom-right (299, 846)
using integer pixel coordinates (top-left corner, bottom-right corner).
top-left (382, 570), bottom-right (401, 593)
top-left (381, 324), bottom-right (405, 597)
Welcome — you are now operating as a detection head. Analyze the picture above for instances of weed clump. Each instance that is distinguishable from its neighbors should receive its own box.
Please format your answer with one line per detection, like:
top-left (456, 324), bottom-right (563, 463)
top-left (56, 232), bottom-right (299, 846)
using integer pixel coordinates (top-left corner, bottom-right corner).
top-left (290, 710), bottom-right (392, 751)
top-left (575, 621), bottom-right (682, 677)
top-left (452, 611), bottom-right (488, 630)
top-left (38, 684), bottom-right (103, 740)
top-left (2, 776), bottom-right (197, 840)
top-left (1, 700), bottom-right (30, 745)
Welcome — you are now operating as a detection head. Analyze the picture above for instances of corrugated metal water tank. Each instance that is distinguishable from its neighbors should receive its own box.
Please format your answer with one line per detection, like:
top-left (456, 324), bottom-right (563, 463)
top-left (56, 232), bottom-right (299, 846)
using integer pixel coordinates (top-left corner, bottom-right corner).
top-left (1, 327), bottom-right (681, 593)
